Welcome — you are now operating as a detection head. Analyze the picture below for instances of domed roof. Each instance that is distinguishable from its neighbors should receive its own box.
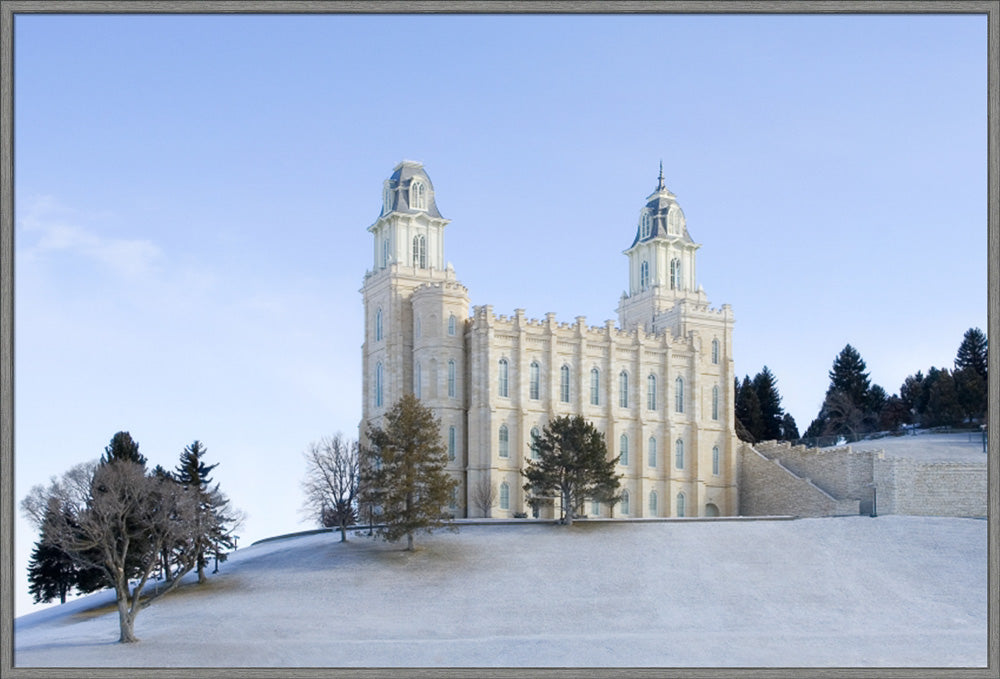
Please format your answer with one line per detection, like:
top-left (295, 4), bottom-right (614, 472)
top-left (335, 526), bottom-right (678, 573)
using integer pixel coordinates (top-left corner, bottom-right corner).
top-left (629, 164), bottom-right (693, 248)
top-left (381, 160), bottom-right (444, 219)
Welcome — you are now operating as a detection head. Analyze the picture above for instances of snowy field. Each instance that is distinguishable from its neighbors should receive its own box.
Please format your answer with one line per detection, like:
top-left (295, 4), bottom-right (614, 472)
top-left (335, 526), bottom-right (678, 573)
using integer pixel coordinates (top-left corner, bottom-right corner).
top-left (14, 515), bottom-right (987, 668)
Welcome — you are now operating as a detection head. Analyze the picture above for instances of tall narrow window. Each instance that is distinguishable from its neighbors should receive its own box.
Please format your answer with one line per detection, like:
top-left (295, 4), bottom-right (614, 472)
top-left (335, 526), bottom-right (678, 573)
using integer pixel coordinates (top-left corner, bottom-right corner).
top-left (675, 376), bottom-right (684, 413)
top-left (640, 260), bottom-right (649, 290)
top-left (640, 211), bottom-right (651, 239)
top-left (621, 490), bottom-right (630, 515)
top-left (675, 438), bottom-right (684, 469)
top-left (410, 180), bottom-right (426, 210)
top-left (448, 426), bottom-right (456, 461)
top-left (529, 361), bottom-right (540, 400)
top-left (449, 487), bottom-right (458, 510)
top-left (712, 385), bottom-right (720, 420)
top-left (648, 436), bottom-right (657, 467)
top-left (412, 235), bottom-right (426, 269)
top-left (647, 374), bottom-right (656, 410)
top-left (591, 499), bottom-right (600, 516)
top-left (498, 425), bottom-right (509, 458)
top-left (498, 359), bottom-right (509, 398)
top-left (676, 492), bottom-right (686, 517)
top-left (711, 338), bottom-right (720, 364)
top-left (670, 258), bottom-right (681, 290)
top-left (712, 445), bottom-right (720, 476)
top-left (590, 368), bottom-right (600, 405)
top-left (560, 365), bottom-right (570, 403)
top-left (448, 314), bottom-right (456, 336)
top-left (375, 308), bottom-right (383, 342)
top-left (530, 427), bottom-right (540, 460)
top-left (415, 362), bottom-right (422, 399)
top-left (499, 481), bottom-right (510, 510)
top-left (448, 360), bottom-right (456, 398)
top-left (619, 370), bottom-right (629, 408)
top-left (375, 362), bottom-right (383, 408)
top-left (382, 239), bottom-right (390, 268)
top-left (649, 490), bottom-right (658, 514)
top-left (619, 434), bottom-right (629, 466)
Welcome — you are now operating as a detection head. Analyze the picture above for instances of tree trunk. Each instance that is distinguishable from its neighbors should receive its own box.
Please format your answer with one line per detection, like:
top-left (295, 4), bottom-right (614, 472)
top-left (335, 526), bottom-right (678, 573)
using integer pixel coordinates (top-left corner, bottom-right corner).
top-left (406, 532), bottom-right (414, 551)
top-left (339, 522), bottom-right (347, 543)
top-left (563, 489), bottom-right (574, 526)
top-left (116, 590), bottom-right (139, 643)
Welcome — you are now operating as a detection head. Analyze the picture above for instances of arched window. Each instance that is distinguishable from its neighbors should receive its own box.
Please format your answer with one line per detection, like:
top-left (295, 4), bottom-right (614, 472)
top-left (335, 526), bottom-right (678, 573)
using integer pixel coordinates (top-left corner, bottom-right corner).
top-left (382, 239), bottom-right (390, 268)
top-left (530, 427), bottom-right (541, 460)
top-left (670, 258), bottom-right (681, 290)
top-left (414, 362), bottom-right (422, 398)
top-left (640, 211), bottom-right (651, 239)
top-left (712, 445), bottom-right (720, 475)
top-left (412, 234), bottom-right (426, 269)
top-left (676, 492), bottom-right (686, 517)
top-left (448, 314), bottom-right (457, 336)
top-left (498, 359), bottom-right (509, 398)
top-left (619, 434), bottom-right (629, 466)
top-left (675, 438), bottom-right (684, 469)
top-left (499, 481), bottom-right (510, 510)
top-left (712, 385), bottom-right (720, 420)
top-left (375, 362), bottom-right (383, 408)
top-left (675, 376), bottom-right (684, 413)
top-left (498, 425), bottom-right (509, 458)
top-left (621, 490), bottom-right (630, 515)
top-left (448, 426), bottom-right (456, 461)
top-left (711, 338), bottom-right (720, 364)
top-left (647, 374), bottom-right (656, 410)
top-left (410, 180), bottom-right (427, 210)
top-left (619, 370), bottom-right (629, 408)
top-left (649, 490), bottom-right (658, 514)
top-left (447, 360), bottom-right (456, 398)
top-left (375, 308), bottom-right (383, 342)
top-left (560, 364), bottom-right (570, 403)
top-left (640, 260), bottom-right (649, 290)
top-left (383, 187), bottom-right (393, 214)
top-left (529, 361), bottom-right (540, 400)
top-left (590, 368), bottom-right (600, 406)
top-left (648, 436), bottom-right (657, 467)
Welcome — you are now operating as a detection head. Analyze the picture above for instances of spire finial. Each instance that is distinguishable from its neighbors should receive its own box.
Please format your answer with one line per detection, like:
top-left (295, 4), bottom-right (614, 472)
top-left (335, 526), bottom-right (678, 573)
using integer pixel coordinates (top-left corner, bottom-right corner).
top-left (657, 160), bottom-right (664, 191)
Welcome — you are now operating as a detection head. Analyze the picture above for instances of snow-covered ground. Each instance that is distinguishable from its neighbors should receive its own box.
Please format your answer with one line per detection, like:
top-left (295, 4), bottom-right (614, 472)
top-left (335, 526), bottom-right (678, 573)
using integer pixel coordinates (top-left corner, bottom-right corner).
top-left (14, 515), bottom-right (987, 668)
top-left (852, 430), bottom-right (988, 462)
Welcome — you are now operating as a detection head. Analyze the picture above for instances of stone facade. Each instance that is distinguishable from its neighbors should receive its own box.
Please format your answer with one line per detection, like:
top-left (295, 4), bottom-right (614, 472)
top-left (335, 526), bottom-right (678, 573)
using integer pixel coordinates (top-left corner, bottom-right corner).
top-left (361, 161), bottom-right (738, 519)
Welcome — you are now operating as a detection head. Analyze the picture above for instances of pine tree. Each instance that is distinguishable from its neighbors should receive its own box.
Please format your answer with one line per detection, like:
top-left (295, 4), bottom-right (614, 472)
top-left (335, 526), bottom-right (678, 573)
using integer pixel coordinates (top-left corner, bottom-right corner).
top-left (780, 413), bottom-right (800, 441)
top-left (27, 503), bottom-right (82, 604)
top-left (867, 384), bottom-right (888, 420)
top-left (175, 441), bottom-right (235, 583)
top-left (361, 394), bottom-right (458, 550)
top-left (879, 395), bottom-right (911, 431)
top-left (954, 327), bottom-right (988, 381)
top-left (925, 369), bottom-right (963, 427)
top-left (752, 367), bottom-right (783, 441)
top-left (734, 376), bottom-right (763, 442)
top-left (101, 431), bottom-right (146, 467)
top-left (827, 344), bottom-right (871, 410)
top-left (954, 367), bottom-right (987, 424)
top-left (521, 415), bottom-right (620, 526)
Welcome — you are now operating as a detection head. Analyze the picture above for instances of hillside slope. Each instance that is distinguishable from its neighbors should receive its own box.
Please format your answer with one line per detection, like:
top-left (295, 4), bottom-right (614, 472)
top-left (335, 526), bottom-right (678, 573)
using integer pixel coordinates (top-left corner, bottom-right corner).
top-left (14, 516), bottom-right (987, 668)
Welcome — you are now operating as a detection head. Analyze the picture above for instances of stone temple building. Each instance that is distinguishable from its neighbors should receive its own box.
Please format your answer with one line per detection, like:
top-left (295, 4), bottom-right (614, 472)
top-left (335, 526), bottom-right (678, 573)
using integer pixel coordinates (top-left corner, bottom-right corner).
top-left (360, 160), bottom-right (737, 519)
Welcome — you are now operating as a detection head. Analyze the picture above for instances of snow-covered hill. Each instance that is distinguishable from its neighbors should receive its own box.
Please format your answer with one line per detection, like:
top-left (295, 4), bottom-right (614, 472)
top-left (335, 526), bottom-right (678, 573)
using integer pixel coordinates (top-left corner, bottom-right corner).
top-left (14, 516), bottom-right (987, 668)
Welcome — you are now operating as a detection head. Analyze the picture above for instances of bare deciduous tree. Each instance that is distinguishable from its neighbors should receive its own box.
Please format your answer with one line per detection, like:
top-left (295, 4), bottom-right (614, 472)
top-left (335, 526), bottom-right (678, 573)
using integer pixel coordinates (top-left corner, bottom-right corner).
top-left (23, 460), bottom-right (202, 643)
top-left (471, 477), bottom-right (497, 518)
top-left (302, 433), bottom-right (360, 542)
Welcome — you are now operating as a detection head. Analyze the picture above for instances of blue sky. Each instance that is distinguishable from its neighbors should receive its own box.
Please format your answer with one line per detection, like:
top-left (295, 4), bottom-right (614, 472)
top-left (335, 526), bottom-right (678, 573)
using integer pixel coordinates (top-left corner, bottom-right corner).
top-left (12, 12), bottom-right (987, 616)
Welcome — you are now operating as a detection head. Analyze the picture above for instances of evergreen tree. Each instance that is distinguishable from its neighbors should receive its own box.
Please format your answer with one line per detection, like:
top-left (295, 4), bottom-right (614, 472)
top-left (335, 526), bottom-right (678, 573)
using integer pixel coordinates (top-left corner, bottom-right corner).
top-left (27, 503), bottom-right (82, 604)
top-left (751, 367), bottom-right (784, 441)
top-left (734, 376), bottom-right (763, 442)
top-left (175, 440), bottom-right (236, 583)
top-left (954, 367), bottom-right (987, 424)
top-left (924, 369), bottom-right (963, 427)
top-left (954, 327), bottom-right (988, 381)
top-left (826, 344), bottom-right (871, 410)
top-left (867, 384), bottom-right (888, 418)
top-left (522, 415), bottom-right (620, 526)
top-left (100, 431), bottom-right (146, 467)
top-left (879, 394), bottom-right (911, 431)
top-left (779, 413), bottom-right (800, 441)
top-left (361, 394), bottom-right (458, 550)
top-left (899, 371), bottom-right (925, 424)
